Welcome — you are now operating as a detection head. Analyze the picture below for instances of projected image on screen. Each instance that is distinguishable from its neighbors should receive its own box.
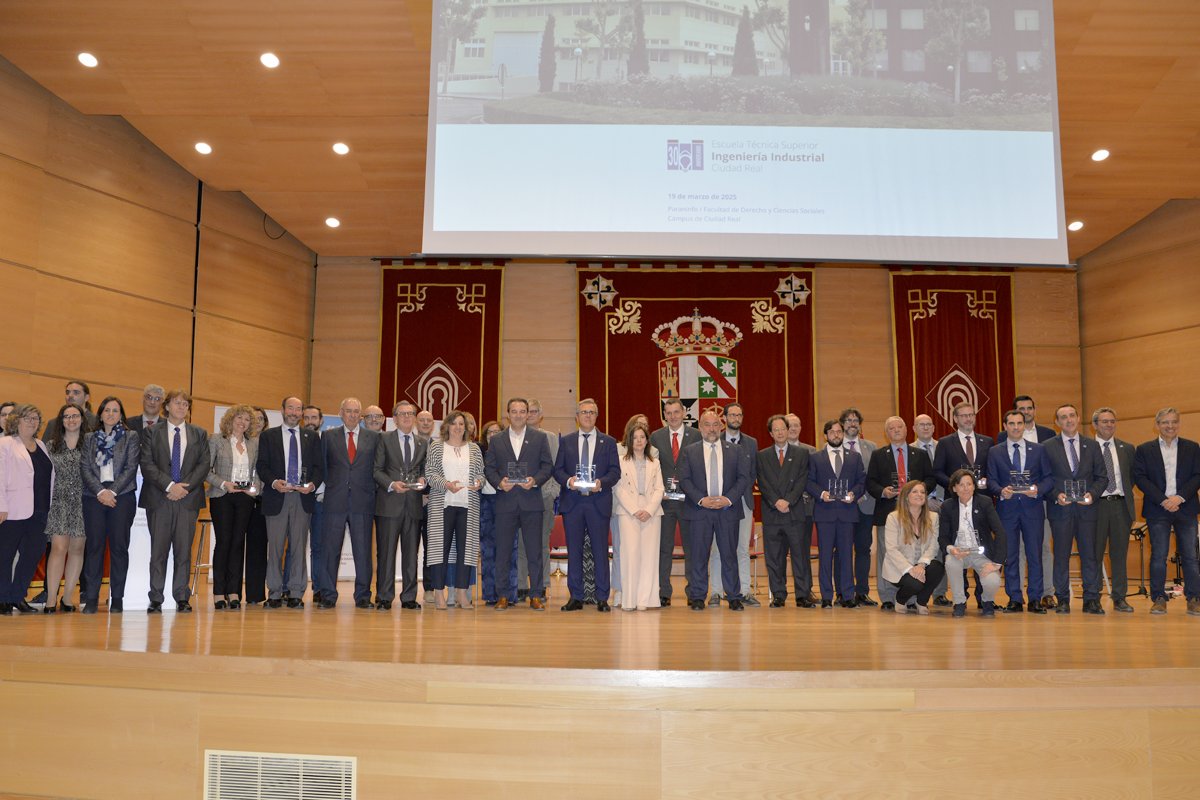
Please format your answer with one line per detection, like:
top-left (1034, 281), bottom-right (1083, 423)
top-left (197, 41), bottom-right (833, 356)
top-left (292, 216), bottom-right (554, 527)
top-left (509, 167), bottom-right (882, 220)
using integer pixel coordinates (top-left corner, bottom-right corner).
top-left (424, 0), bottom-right (1067, 266)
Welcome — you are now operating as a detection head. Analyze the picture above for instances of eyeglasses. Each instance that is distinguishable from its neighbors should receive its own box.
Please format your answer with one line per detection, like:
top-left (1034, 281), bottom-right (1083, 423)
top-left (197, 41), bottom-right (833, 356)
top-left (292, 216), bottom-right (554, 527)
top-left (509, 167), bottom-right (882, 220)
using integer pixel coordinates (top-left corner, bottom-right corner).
top-left (365, 414), bottom-right (385, 420)
top-left (578, 410), bottom-right (598, 416)
top-left (396, 411), bottom-right (415, 417)
top-left (144, 395), bottom-right (163, 402)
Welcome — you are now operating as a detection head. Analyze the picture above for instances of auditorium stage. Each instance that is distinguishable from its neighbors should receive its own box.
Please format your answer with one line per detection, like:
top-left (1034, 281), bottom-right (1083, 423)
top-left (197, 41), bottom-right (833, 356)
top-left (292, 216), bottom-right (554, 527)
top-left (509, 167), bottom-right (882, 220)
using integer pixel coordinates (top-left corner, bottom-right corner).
top-left (1, 577), bottom-right (1198, 799)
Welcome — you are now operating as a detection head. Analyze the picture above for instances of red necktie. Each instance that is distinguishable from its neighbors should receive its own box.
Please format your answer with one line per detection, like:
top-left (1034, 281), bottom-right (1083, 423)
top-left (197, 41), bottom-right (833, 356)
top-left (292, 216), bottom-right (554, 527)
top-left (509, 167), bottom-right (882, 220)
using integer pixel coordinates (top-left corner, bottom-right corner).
top-left (964, 435), bottom-right (974, 463)
top-left (672, 431), bottom-right (680, 461)
top-left (896, 447), bottom-right (907, 484)
top-left (347, 430), bottom-right (356, 463)
top-left (778, 448), bottom-right (785, 466)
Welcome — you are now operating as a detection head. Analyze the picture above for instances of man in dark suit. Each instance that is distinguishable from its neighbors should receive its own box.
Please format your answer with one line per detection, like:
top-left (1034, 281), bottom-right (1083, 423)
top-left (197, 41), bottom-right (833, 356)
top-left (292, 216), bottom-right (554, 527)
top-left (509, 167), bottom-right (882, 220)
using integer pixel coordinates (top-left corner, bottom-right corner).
top-left (1000, 394), bottom-right (1058, 608)
top-left (866, 416), bottom-right (936, 610)
top-left (838, 408), bottom-right (878, 607)
top-left (708, 402), bottom-right (759, 606)
top-left (648, 398), bottom-right (701, 605)
top-left (484, 397), bottom-right (554, 610)
top-left (1133, 407), bottom-right (1200, 616)
top-left (372, 400), bottom-right (427, 610)
top-left (256, 396), bottom-right (322, 608)
top-left (807, 420), bottom-right (865, 608)
top-left (938, 468), bottom-right (1006, 617)
top-left (785, 413), bottom-right (819, 605)
top-left (1090, 407), bottom-right (1137, 612)
top-left (317, 397), bottom-right (380, 609)
top-left (988, 409), bottom-right (1054, 614)
top-left (996, 395), bottom-right (1057, 444)
top-left (1044, 404), bottom-right (1108, 614)
top-left (677, 409), bottom-right (751, 610)
top-left (40, 379), bottom-right (98, 440)
top-left (138, 388), bottom-right (208, 612)
top-left (553, 398), bottom-right (620, 612)
top-left (126, 383), bottom-right (165, 435)
top-left (931, 402), bottom-right (993, 605)
top-left (757, 415), bottom-right (811, 607)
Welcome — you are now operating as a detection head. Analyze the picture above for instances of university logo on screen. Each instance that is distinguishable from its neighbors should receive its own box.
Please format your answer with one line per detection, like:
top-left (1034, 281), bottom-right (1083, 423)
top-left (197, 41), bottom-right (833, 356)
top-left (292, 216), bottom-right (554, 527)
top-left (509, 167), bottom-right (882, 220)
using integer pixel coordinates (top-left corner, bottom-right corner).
top-left (667, 139), bottom-right (704, 172)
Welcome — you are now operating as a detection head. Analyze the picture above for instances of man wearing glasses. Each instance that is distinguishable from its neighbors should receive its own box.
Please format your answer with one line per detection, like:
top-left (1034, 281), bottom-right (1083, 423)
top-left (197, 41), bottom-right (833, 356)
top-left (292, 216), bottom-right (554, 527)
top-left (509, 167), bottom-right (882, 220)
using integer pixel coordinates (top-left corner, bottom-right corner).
top-left (127, 384), bottom-right (165, 434)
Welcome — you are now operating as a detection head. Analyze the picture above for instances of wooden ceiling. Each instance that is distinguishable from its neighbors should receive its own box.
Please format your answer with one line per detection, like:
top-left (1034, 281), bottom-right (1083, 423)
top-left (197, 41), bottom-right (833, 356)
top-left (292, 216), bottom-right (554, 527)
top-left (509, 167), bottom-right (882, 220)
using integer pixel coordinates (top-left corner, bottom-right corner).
top-left (0, 0), bottom-right (1196, 260)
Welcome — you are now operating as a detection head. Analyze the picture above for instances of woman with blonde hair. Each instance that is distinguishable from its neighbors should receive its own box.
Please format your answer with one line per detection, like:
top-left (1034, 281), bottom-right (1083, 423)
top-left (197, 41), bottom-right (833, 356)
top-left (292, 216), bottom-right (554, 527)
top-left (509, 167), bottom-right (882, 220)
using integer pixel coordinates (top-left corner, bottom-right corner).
top-left (206, 404), bottom-right (263, 610)
top-left (613, 420), bottom-right (664, 610)
top-left (0, 404), bottom-right (53, 614)
top-left (881, 480), bottom-right (946, 614)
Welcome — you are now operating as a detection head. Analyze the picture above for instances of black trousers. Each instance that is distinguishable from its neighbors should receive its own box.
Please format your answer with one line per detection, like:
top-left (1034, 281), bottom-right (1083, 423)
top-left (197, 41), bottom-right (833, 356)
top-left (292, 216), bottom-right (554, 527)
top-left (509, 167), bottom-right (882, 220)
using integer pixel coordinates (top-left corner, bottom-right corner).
top-left (243, 500), bottom-right (269, 603)
top-left (893, 560), bottom-right (947, 606)
top-left (210, 492), bottom-right (254, 597)
top-left (763, 517), bottom-right (812, 600)
top-left (81, 492), bottom-right (136, 604)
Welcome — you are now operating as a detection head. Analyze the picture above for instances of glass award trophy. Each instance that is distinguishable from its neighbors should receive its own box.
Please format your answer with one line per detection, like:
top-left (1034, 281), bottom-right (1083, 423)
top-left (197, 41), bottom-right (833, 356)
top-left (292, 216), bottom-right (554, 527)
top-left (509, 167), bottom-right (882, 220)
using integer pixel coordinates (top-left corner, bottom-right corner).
top-left (966, 463), bottom-right (987, 491)
top-left (955, 524), bottom-right (985, 556)
top-left (232, 465), bottom-right (257, 495)
top-left (506, 462), bottom-right (528, 485)
top-left (890, 471), bottom-right (901, 491)
top-left (287, 467), bottom-right (309, 490)
top-left (1064, 479), bottom-right (1090, 504)
top-left (1009, 470), bottom-right (1033, 495)
top-left (664, 475), bottom-right (686, 501)
top-left (401, 471), bottom-right (426, 491)
top-left (573, 463), bottom-right (597, 493)
top-left (829, 479), bottom-right (850, 502)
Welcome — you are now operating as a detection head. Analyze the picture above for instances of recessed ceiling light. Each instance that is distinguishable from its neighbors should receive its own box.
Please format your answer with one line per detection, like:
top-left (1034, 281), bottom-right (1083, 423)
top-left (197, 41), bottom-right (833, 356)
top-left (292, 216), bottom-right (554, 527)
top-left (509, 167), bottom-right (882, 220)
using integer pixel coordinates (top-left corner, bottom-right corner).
top-left (1091, 149), bottom-right (1110, 162)
top-left (332, 142), bottom-right (350, 155)
top-left (1067, 220), bottom-right (1084, 232)
top-left (325, 217), bottom-right (341, 228)
top-left (260, 52), bottom-right (280, 69)
top-left (78, 52), bottom-right (99, 68)
top-left (194, 142), bottom-right (213, 155)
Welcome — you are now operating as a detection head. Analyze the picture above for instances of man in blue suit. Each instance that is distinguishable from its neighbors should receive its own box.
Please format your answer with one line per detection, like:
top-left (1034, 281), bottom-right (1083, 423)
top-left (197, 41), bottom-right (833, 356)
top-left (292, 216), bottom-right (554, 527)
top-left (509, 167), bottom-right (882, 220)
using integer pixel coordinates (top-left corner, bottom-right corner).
top-left (987, 409), bottom-right (1054, 614)
top-left (678, 409), bottom-right (751, 610)
top-left (1133, 407), bottom-right (1200, 616)
top-left (554, 398), bottom-right (621, 612)
top-left (317, 397), bottom-right (379, 610)
top-left (807, 420), bottom-right (865, 608)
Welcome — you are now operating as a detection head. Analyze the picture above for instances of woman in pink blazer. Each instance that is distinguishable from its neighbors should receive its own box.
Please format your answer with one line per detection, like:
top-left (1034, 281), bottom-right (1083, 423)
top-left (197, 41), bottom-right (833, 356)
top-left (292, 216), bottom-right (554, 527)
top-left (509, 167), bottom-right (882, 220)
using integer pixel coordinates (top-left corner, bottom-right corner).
top-left (0, 404), bottom-right (55, 614)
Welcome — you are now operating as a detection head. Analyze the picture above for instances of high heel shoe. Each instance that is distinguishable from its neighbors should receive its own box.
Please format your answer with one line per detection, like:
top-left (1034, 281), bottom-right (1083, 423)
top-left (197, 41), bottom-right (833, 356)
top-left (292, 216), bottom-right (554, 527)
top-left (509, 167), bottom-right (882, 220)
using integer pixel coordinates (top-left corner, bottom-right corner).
top-left (435, 591), bottom-right (448, 611)
top-left (456, 589), bottom-right (474, 609)
top-left (214, 599), bottom-right (227, 611)
top-left (58, 599), bottom-right (77, 613)
top-left (43, 605), bottom-right (57, 615)
top-left (228, 597), bottom-right (241, 610)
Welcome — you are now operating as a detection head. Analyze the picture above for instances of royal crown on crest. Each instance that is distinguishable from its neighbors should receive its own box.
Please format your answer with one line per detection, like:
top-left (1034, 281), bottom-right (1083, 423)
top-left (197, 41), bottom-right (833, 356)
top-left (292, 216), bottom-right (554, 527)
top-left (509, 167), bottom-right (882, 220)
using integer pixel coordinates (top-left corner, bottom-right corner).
top-left (652, 308), bottom-right (743, 356)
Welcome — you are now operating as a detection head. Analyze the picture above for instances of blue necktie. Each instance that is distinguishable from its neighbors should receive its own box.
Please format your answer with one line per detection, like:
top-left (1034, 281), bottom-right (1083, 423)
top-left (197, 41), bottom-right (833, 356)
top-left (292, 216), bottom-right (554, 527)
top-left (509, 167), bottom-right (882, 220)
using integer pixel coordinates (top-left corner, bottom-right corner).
top-left (288, 428), bottom-right (299, 484)
top-left (170, 426), bottom-right (182, 482)
top-left (1012, 442), bottom-right (1022, 473)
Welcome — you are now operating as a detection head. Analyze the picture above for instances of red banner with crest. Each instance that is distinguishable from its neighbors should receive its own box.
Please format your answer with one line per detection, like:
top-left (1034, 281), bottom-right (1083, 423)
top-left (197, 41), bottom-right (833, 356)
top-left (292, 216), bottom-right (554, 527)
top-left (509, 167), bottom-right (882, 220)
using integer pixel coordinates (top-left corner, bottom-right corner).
top-left (890, 271), bottom-right (1017, 439)
top-left (378, 264), bottom-right (504, 425)
top-left (576, 266), bottom-right (816, 446)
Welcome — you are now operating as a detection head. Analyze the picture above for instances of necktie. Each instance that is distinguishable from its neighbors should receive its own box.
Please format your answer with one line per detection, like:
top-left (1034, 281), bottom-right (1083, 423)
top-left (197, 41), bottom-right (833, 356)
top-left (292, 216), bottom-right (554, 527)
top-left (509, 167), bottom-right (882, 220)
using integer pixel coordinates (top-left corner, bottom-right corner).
top-left (925, 443), bottom-right (935, 459)
top-left (347, 430), bottom-right (356, 463)
top-left (833, 447), bottom-right (843, 476)
top-left (964, 435), bottom-right (974, 463)
top-left (1067, 438), bottom-right (1078, 474)
top-left (170, 426), bottom-right (182, 482)
top-left (1102, 441), bottom-right (1117, 493)
top-left (581, 432), bottom-right (591, 474)
top-left (896, 447), bottom-right (907, 484)
top-left (730, 436), bottom-right (738, 446)
top-left (847, 440), bottom-right (857, 453)
top-left (708, 443), bottom-right (720, 497)
top-left (146, 418), bottom-right (155, 429)
top-left (1012, 442), bottom-right (1022, 473)
top-left (672, 431), bottom-right (680, 461)
top-left (403, 434), bottom-right (412, 467)
top-left (778, 447), bottom-right (785, 466)
top-left (288, 428), bottom-right (299, 484)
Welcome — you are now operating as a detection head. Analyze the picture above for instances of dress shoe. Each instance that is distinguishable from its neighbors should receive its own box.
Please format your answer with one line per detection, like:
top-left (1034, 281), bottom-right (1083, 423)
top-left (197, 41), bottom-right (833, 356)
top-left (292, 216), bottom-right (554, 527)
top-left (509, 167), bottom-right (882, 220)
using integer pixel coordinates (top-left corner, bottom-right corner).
top-left (0, 603), bottom-right (12, 615)
top-left (1112, 599), bottom-right (1134, 613)
top-left (708, 594), bottom-right (722, 607)
top-left (855, 594), bottom-right (878, 607)
top-left (742, 595), bottom-right (761, 607)
top-left (1188, 598), bottom-right (1200, 617)
top-left (227, 598), bottom-right (239, 610)
top-left (933, 595), bottom-right (953, 607)
top-left (42, 605), bottom-right (56, 615)
top-left (58, 599), bottom-right (77, 613)
top-left (1055, 600), bottom-right (1070, 614)
top-left (688, 599), bottom-right (705, 610)
top-left (13, 600), bottom-right (37, 614)
top-left (953, 603), bottom-right (966, 618)
top-left (317, 598), bottom-right (336, 610)
top-left (727, 599), bottom-right (744, 611)
top-left (981, 601), bottom-right (996, 617)
top-left (839, 598), bottom-right (858, 609)
top-left (287, 598), bottom-right (304, 609)
top-left (495, 597), bottom-right (510, 610)
top-left (796, 597), bottom-right (816, 608)
top-left (1041, 595), bottom-right (1057, 609)
top-left (596, 601), bottom-right (611, 612)
top-left (1082, 599), bottom-right (1105, 615)
top-left (770, 598), bottom-right (786, 608)
top-left (401, 600), bottom-right (421, 610)
top-left (109, 598), bottom-right (123, 613)
top-left (355, 599), bottom-right (375, 609)
top-left (83, 601), bottom-right (99, 615)
top-left (214, 599), bottom-right (227, 611)
top-left (880, 601), bottom-right (895, 612)
top-left (265, 598), bottom-right (283, 609)
top-left (147, 602), bottom-right (162, 614)
top-left (177, 601), bottom-right (193, 613)
top-left (660, 596), bottom-right (671, 607)
top-left (1002, 600), bottom-right (1024, 614)
top-left (375, 600), bottom-right (393, 610)
top-left (529, 597), bottom-right (545, 611)
top-left (1027, 601), bottom-right (1046, 614)
top-left (1150, 598), bottom-right (1167, 614)
top-left (516, 589), bottom-right (529, 602)
top-left (561, 598), bottom-right (584, 612)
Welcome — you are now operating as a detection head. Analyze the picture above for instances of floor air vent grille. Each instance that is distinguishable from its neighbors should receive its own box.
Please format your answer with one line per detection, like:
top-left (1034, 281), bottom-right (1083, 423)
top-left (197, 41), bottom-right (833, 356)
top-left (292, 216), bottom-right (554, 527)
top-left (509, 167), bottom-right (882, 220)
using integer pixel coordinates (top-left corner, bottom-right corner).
top-left (204, 749), bottom-right (356, 800)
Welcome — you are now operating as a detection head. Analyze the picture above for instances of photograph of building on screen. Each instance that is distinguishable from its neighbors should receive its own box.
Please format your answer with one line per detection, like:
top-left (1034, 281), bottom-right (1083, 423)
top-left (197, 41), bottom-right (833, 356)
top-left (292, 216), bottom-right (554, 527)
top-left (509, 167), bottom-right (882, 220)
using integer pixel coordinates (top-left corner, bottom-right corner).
top-left (434, 0), bottom-right (1055, 129)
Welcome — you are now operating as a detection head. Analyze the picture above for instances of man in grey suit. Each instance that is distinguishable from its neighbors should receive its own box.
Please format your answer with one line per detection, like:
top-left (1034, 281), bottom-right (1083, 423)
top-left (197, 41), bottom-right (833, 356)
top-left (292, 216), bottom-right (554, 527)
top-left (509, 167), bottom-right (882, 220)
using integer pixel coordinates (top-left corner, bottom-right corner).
top-left (517, 398), bottom-right (560, 601)
top-left (484, 397), bottom-right (554, 610)
top-left (759, 415), bottom-right (813, 607)
top-left (138, 389), bottom-right (208, 612)
top-left (1044, 404), bottom-right (1108, 614)
top-left (708, 402), bottom-right (759, 606)
top-left (317, 397), bottom-right (380, 609)
top-left (373, 400), bottom-right (427, 610)
top-left (838, 408), bottom-right (878, 606)
top-left (1090, 407), bottom-right (1137, 612)
top-left (649, 398), bottom-right (701, 605)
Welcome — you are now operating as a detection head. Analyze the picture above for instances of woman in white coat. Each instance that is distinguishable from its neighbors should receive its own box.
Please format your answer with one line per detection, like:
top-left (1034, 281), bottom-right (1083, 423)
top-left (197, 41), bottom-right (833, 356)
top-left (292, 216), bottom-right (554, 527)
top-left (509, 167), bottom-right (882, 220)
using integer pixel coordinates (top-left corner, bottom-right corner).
top-left (613, 420), bottom-right (664, 611)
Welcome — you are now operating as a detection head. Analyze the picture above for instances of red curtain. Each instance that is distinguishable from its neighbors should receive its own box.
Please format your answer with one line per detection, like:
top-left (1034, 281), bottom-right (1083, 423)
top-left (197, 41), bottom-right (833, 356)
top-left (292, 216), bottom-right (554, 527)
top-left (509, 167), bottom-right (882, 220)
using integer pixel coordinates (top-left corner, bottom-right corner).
top-left (378, 264), bottom-right (504, 425)
top-left (577, 266), bottom-right (816, 445)
top-left (890, 272), bottom-right (1017, 439)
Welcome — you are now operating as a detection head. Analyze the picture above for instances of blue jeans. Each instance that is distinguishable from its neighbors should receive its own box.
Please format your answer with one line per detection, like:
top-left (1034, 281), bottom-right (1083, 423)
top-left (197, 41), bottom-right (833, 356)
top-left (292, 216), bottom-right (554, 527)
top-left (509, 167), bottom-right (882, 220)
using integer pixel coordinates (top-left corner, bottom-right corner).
top-left (1147, 514), bottom-right (1200, 601)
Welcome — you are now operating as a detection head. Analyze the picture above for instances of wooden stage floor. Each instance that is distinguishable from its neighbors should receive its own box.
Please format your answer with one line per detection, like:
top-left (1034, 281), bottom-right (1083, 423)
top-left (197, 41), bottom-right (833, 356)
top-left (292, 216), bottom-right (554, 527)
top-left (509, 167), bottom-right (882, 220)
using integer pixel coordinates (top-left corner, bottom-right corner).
top-left (2, 577), bottom-right (1199, 799)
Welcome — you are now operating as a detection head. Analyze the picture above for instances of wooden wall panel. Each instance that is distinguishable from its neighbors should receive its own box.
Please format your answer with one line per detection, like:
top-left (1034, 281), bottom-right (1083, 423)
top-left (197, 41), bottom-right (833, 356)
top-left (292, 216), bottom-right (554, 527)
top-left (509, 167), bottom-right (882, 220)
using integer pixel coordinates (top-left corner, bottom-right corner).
top-left (314, 257), bottom-right (382, 341)
top-left (0, 157), bottom-right (44, 268)
top-left (1083, 332), bottom-right (1200, 421)
top-left (200, 188), bottom-right (313, 262)
top-left (500, 263), bottom-right (576, 433)
top-left (37, 176), bottom-right (197, 307)
top-left (0, 261), bottom-right (37, 370)
top-left (1012, 270), bottom-right (1082, 416)
top-left (0, 57), bottom-right (50, 167)
top-left (196, 228), bottom-right (313, 338)
top-left (310, 340), bottom-right (379, 414)
top-left (193, 313), bottom-right (309, 408)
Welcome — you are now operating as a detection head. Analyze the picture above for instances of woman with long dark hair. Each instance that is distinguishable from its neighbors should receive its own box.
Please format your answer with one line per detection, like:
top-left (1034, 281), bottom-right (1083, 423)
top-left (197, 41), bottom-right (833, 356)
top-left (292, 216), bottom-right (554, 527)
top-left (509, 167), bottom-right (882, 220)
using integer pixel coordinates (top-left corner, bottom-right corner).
top-left (80, 396), bottom-right (140, 614)
top-left (43, 403), bottom-right (89, 612)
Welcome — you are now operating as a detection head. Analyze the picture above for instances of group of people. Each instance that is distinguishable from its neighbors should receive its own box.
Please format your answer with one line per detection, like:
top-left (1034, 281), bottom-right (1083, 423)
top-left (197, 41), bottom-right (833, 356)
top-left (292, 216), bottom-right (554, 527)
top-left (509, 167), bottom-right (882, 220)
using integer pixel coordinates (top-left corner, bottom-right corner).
top-left (2, 382), bottom-right (1198, 619)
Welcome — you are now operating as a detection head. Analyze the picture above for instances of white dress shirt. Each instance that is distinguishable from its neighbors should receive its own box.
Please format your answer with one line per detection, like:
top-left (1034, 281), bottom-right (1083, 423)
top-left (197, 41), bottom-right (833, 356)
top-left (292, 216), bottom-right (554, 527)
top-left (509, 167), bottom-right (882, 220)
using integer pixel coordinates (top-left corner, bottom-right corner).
top-left (703, 440), bottom-right (724, 497)
top-left (1160, 438), bottom-right (1178, 496)
top-left (1095, 436), bottom-right (1125, 496)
